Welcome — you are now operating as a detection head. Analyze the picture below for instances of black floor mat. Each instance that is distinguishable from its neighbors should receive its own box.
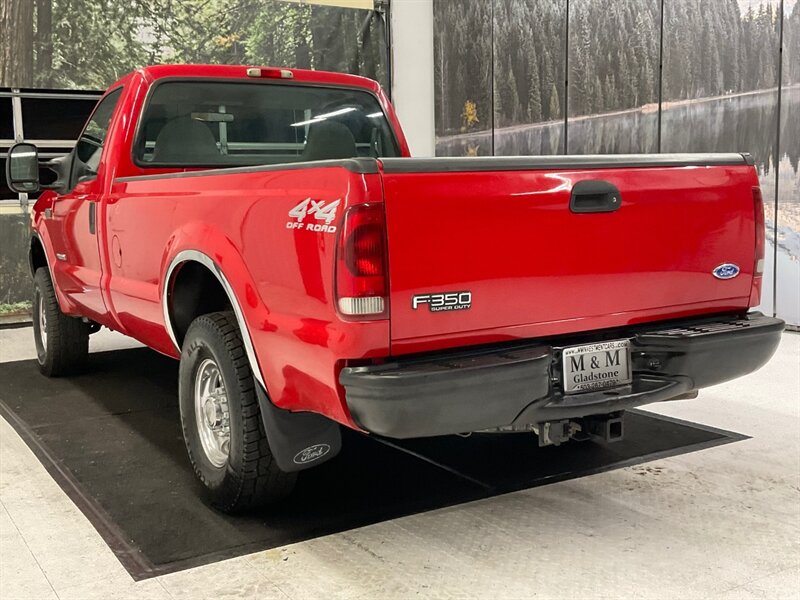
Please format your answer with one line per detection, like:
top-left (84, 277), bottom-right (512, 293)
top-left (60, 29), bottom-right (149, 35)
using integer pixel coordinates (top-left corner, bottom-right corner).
top-left (0, 347), bottom-right (746, 579)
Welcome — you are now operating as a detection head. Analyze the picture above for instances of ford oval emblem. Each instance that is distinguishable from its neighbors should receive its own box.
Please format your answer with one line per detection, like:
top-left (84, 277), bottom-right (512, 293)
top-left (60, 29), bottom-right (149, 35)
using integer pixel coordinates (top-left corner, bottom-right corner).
top-left (713, 263), bottom-right (740, 280)
top-left (293, 443), bottom-right (331, 465)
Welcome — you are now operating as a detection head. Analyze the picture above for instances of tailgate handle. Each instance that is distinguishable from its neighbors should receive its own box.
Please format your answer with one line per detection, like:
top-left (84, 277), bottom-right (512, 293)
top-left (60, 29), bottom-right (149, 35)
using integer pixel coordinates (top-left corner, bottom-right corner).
top-left (570, 180), bottom-right (621, 213)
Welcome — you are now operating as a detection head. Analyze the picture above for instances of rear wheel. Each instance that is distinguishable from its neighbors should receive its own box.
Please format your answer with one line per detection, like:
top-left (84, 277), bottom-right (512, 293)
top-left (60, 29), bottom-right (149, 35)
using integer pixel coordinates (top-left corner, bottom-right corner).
top-left (179, 311), bottom-right (296, 513)
top-left (32, 267), bottom-right (89, 377)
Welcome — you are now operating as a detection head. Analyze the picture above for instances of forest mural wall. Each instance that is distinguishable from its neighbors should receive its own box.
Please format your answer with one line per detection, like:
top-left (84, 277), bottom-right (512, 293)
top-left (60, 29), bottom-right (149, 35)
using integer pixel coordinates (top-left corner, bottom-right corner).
top-left (0, 0), bottom-right (387, 90)
top-left (434, 0), bottom-right (800, 326)
top-left (0, 0), bottom-right (385, 311)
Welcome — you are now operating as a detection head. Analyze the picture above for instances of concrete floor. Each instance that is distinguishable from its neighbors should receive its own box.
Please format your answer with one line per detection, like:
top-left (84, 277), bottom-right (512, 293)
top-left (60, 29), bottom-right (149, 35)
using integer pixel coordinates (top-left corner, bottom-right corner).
top-left (0, 326), bottom-right (798, 600)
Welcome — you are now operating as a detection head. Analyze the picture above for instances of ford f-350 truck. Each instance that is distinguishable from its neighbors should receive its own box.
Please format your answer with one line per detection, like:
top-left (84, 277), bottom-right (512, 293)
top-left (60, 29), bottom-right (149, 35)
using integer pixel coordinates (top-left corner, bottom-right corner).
top-left (6, 65), bottom-right (783, 512)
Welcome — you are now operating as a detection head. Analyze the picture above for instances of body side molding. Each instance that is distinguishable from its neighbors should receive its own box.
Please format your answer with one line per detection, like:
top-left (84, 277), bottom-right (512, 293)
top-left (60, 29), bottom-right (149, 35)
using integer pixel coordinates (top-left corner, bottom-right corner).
top-left (115, 157), bottom-right (379, 183)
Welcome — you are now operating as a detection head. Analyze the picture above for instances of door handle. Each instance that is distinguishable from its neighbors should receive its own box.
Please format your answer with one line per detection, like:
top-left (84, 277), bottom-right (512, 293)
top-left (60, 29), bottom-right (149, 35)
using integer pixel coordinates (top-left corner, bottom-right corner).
top-left (570, 180), bottom-right (622, 213)
top-left (88, 200), bottom-right (96, 234)
top-left (74, 193), bottom-right (99, 234)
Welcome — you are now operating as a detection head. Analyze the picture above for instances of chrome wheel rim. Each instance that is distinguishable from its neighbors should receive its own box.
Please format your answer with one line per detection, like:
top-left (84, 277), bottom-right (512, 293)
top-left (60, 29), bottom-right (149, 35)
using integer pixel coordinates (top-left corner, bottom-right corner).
top-left (194, 358), bottom-right (231, 468)
top-left (37, 292), bottom-right (48, 351)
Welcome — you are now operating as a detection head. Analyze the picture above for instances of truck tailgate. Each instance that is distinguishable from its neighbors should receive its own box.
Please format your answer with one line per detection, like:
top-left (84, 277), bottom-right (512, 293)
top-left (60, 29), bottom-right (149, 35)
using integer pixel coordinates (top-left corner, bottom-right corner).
top-left (380, 155), bottom-right (759, 353)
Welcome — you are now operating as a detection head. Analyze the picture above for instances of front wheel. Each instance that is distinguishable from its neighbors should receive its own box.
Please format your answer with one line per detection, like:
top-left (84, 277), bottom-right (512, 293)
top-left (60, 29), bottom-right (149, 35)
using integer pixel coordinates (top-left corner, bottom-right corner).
top-left (32, 267), bottom-right (89, 377)
top-left (179, 312), bottom-right (296, 513)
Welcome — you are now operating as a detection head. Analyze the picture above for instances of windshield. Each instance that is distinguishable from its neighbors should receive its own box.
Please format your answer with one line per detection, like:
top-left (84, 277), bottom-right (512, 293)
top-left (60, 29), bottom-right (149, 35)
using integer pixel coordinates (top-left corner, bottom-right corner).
top-left (135, 80), bottom-right (399, 167)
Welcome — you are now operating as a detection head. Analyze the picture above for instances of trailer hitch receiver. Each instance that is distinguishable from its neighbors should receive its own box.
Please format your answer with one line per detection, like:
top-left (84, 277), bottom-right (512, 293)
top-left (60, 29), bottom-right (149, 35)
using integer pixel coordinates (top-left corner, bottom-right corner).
top-left (536, 412), bottom-right (625, 447)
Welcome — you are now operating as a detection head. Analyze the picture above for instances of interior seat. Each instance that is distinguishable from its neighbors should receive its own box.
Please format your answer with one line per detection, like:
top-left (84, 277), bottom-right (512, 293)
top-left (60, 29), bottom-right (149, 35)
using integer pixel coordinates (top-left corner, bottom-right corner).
top-left (301, 120), bottom-right (357, 162)
top-left (152, 117), bottom-right (219, 163)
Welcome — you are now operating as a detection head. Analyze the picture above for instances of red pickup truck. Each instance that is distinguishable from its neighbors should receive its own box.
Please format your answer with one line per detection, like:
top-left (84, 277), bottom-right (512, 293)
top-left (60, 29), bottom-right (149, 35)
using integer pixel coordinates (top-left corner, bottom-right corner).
top-left (6, 65), bottom-right (783, 512)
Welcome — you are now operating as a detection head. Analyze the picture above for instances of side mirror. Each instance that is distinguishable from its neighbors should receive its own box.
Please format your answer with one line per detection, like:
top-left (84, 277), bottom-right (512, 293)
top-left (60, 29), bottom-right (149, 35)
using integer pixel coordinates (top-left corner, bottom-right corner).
top-left (6, 143), bottom-right (40, 194)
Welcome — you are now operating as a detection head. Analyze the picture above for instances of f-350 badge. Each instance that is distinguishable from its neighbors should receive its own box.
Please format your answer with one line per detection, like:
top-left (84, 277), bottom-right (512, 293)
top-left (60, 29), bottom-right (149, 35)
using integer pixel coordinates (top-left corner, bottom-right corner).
top-left (412, 291), bottom-right (472, 312)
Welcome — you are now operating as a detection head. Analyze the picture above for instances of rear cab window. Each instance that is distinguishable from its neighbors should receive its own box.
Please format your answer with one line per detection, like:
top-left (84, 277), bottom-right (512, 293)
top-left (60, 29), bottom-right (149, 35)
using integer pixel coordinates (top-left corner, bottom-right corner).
top-left (134, 80), bottom-right (400, 168)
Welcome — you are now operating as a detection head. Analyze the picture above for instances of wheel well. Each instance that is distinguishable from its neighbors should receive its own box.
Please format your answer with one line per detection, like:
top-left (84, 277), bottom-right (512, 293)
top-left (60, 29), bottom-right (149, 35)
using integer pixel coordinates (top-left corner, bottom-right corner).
top-left (30, 237), bottom-right (48, 275)
top-left (168, 261), bottom-right (232, 347)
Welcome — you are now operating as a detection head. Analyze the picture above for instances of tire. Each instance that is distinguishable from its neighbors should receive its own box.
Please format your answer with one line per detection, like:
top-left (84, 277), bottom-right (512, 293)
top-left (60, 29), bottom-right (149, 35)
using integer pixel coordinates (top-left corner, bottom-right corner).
top-left (32, 267), bottom-right (89, 377)
top-left (179, 311), bottom-right (296, 513)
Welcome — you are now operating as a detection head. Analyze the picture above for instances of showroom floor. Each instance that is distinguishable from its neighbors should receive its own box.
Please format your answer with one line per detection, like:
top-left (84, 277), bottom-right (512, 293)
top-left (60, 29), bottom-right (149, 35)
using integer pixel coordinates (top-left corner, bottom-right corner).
top-left (0, 326), bottom-right (798, 600)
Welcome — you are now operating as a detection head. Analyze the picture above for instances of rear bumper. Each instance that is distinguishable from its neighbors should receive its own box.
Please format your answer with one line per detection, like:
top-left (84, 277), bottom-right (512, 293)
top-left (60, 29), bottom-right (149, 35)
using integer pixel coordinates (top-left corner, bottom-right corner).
top-left (339, 312), bottom-right (784, 438)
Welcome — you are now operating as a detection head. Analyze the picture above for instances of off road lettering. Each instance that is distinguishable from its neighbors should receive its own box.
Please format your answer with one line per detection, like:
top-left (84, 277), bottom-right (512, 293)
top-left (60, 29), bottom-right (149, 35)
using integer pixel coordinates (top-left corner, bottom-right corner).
top-left (287, 198), bottom-right (340, 233)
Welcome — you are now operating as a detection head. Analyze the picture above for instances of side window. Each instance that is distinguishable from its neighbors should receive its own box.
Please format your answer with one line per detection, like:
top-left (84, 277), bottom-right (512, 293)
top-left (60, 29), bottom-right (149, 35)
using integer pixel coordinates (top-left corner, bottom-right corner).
top-left (74, 88), bottom-right (123, 175)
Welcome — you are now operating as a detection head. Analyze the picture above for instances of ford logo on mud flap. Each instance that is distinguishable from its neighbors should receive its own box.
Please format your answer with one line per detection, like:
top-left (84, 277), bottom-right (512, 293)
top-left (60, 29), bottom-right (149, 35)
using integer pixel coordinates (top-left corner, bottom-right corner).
top-left (712, 263), bottom-right (740, 280)
top-left (293, 444), bottom-right (331, 465)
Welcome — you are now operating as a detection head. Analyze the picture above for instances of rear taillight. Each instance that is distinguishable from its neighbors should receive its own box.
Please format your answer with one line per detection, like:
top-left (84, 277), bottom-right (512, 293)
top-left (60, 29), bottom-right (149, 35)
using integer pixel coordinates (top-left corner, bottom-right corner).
top-left (749, 186), bottom-right (766, 307)
top-left (753, 186), bottom-right (765, 275)
top-left (335, 203), bottom-right (388, 319)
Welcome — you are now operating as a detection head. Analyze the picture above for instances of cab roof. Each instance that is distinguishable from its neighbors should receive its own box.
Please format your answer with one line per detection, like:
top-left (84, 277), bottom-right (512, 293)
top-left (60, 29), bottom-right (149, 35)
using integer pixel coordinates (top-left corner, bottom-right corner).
top-left (107, 64), bottom-right (382, 94)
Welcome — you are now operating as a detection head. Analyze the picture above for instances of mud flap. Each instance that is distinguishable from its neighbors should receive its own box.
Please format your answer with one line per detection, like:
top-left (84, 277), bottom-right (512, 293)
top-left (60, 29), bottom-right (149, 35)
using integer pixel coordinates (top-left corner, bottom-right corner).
top-left (255, 385), bottom-right (342, 472)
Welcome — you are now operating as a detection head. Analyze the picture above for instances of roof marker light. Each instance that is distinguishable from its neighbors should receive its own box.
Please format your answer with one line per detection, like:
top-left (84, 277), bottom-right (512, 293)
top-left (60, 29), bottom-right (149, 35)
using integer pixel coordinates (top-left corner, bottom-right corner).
top-left (246, 67), bottom-right (294, 79)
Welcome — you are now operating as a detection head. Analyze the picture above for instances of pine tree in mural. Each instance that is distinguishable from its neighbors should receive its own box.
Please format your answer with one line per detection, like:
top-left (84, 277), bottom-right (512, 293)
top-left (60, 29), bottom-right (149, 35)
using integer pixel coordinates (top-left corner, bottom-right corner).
top-left (525, 35), bottom-right (543, 122)
top-left (787, 2), bottom-right (800, 85)
top-left (548, 83), bottom-right (561, 119)
top-left (540, 48), bottom-right (557, 121)
top-left (0, 0), bottom-right (35, 87)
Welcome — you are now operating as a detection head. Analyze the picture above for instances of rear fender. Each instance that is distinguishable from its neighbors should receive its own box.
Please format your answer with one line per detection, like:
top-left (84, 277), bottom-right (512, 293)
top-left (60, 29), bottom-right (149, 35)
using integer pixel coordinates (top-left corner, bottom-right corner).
top-left (161, 223), bottom-right (270, 388)
top-left (162, 224), bottom-right (341, 469)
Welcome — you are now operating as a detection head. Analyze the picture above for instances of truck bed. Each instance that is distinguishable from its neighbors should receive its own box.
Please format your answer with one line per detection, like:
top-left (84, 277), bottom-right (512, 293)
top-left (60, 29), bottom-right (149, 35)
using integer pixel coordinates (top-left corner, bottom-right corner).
top-left (379, 154), bottom-right (761, 354)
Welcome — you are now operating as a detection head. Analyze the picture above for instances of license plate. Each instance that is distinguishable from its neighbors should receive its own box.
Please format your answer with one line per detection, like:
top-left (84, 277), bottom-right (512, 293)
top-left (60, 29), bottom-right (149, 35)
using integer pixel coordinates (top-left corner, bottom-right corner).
top-left (562, 339), bottom-right (632, 394)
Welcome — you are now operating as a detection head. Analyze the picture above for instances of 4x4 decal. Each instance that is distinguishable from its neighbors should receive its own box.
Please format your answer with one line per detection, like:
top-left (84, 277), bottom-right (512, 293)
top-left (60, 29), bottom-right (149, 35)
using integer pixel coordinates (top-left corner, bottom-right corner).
top-left (286, 198), bottom-right (340, 233)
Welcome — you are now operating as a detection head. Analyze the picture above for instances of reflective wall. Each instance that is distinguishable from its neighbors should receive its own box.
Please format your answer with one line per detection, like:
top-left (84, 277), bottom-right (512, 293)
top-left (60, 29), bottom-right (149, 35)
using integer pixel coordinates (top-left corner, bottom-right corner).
top-left (434, 0), bottom-right (800, 326)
